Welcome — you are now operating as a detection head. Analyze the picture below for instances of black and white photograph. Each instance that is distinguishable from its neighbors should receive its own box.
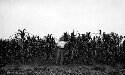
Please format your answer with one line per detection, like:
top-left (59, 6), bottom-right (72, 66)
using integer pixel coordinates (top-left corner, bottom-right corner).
top-left (0, 0), bottom-right (125, 75)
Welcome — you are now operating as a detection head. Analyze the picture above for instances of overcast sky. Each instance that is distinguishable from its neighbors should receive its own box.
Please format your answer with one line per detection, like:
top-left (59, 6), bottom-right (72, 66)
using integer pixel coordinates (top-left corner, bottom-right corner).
top-left (0, 0), bottom-right (125, 39)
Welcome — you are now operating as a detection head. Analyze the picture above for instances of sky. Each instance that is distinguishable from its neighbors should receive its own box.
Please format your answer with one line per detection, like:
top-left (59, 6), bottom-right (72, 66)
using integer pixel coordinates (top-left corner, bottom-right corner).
top-left (0, 0), bottom-right (125, 39)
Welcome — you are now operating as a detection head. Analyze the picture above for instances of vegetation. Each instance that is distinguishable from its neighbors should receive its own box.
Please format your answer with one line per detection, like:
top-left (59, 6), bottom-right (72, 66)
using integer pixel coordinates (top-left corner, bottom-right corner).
top-left (0, 29), bottom-right (125, 68)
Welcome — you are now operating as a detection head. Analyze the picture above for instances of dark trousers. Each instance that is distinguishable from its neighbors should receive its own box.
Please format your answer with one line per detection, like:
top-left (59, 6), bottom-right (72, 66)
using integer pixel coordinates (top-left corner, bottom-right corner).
top-left (56, 48), bottom-right (64, 65)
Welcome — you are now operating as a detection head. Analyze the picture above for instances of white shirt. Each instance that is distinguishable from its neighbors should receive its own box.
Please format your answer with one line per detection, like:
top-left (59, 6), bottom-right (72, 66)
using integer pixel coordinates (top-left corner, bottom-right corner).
top-left (120, 38), bottom-right (125, 46)
top-left (57, 41), bottom-right (67, 48)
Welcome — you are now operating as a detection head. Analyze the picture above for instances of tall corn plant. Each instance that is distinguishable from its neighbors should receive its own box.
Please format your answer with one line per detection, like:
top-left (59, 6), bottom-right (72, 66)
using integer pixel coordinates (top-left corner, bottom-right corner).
top-left (12, 29), bottom-right (29, 64)
top-left (69, 30), bottom-right (77, 60)
top-left (63, 30), bottom-right (79, 64)
top-left (43, 34), bottom-right (57, 63)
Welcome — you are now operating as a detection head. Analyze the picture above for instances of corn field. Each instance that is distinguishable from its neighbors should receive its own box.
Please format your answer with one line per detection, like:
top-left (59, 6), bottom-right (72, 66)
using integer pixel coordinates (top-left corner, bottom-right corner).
top-left (0, 29), bottom-right (125, 69)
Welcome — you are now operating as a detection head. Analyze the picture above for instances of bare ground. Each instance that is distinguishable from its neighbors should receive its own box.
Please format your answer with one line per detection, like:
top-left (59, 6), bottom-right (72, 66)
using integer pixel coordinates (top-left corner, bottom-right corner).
top-left (1, 64), bottom-right (125, 75)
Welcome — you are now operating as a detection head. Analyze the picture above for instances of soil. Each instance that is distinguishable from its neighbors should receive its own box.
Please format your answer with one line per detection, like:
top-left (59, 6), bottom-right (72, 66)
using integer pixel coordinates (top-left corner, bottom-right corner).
top-left (1, 64), bottom-right (125, 75)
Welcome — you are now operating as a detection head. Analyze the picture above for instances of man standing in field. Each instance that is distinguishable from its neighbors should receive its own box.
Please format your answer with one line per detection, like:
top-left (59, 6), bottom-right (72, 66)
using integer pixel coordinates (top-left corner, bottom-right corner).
top-left (56, 40), bottom-right (67, 65)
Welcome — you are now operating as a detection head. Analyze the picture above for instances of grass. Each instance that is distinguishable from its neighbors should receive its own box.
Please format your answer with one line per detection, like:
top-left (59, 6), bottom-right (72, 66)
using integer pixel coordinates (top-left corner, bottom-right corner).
top-left (1, 63), bottom-right (125, 75)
